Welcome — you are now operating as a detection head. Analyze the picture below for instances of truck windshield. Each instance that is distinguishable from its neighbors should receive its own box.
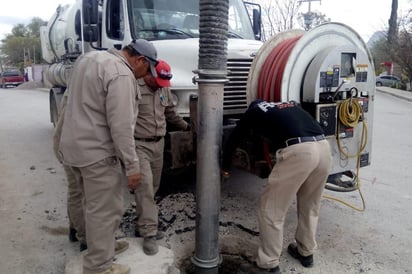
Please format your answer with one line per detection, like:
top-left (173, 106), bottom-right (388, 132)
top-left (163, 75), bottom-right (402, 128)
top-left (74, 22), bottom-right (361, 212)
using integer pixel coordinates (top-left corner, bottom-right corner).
top-left (129, 0), bottom-right (255, 40)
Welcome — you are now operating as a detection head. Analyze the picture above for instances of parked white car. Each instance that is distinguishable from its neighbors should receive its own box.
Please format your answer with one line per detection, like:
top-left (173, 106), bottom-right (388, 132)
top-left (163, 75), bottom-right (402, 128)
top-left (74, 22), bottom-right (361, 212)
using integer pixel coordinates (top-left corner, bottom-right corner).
top-left (376, 75), bottom-right (401, 87)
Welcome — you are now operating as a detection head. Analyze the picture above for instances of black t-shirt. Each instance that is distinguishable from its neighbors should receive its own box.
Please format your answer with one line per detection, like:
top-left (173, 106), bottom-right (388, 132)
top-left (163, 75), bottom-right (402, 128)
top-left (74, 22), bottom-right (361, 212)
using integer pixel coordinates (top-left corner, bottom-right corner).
top-left (222, 99), bottom-right (324, 170)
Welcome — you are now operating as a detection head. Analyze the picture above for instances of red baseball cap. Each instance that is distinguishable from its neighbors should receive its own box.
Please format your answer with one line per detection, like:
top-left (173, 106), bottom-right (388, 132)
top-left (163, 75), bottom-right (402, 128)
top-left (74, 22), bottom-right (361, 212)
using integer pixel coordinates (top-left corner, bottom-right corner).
top-left (154, 59), bottom-right (173, 87)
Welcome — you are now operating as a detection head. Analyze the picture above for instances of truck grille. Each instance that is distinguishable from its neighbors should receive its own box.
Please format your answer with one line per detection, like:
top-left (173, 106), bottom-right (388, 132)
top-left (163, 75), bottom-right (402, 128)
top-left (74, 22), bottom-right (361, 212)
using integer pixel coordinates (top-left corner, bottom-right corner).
top-left (224, 58), bottom-right (253, 114)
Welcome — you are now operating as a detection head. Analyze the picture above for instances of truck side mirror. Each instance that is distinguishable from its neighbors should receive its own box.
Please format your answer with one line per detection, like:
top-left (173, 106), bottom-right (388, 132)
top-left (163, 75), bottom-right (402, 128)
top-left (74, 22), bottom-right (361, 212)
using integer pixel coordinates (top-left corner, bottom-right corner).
top-left (252, 8), bottom-right (261, 40)
top-left (82, 0), bottom-right (99, 25)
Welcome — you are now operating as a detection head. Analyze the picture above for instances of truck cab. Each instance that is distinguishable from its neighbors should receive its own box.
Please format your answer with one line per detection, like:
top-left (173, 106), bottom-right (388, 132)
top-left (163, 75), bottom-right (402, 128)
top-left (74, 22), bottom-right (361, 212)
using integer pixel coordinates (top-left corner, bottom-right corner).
top-left (40, 0), bottom-right (263, 170)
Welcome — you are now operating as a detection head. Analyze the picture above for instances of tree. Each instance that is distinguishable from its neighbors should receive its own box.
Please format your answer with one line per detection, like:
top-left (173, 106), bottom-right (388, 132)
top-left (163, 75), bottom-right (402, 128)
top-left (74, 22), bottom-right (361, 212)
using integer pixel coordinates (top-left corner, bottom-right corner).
top-left (297, 10), bottom-right (330, 30)
top-left (388, 0), bottom-right (398, 45)
top-left (370, 3), bottom-right (412, 90)
top-left (391, 7), bottom-right (412, 88)
top-left (0, 17), bottom-right (47, 71)
top-left (395, 29), bottom-right (412, 86)
top-left (369, 35), bottom-right (390, 75)
top-left (262, 0), bottom-right (302, 40)
top-left (247, 0), bottom-right (329, 41)
top-left (246, 0), bottom-right (303, 41)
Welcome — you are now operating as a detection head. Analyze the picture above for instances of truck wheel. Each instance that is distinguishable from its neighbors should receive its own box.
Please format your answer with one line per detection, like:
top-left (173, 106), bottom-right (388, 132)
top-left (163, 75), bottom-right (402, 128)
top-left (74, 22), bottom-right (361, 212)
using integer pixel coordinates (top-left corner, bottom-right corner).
top-left (50, 94), bottom-right (59, 127)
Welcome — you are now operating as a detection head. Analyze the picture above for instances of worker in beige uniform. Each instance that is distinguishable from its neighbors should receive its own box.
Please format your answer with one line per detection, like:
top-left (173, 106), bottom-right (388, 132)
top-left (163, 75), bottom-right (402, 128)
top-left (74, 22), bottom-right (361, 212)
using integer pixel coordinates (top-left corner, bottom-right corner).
top-left (53, 92), bottom-right (124, 252)
top-left (133, 60), bottom-right (189, 255)
top-left (52, 92), bottom-right (86, 248)
top-left (59, 39), bottom-right (158, 274)
top-left (222, 100), bottom-right (332, 273)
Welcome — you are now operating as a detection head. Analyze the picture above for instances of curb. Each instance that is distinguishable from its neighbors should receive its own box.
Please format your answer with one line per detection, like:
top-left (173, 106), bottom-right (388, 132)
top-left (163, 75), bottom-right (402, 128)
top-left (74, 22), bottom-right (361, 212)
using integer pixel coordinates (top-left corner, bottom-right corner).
top-left (376, 87), bottom-right (412, 102)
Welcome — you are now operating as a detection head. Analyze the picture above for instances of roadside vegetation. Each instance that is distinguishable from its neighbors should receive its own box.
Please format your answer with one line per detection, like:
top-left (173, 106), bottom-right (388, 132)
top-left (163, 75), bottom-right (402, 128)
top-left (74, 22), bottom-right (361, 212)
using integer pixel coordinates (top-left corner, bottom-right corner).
top-left (0, 17), bottom-right (45, 73)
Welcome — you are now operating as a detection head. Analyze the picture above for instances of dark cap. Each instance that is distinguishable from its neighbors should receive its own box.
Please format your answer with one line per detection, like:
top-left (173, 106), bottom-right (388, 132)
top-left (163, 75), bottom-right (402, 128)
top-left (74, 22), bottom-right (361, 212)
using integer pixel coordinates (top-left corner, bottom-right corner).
top-left (129, 39), bottom-right (158, 76)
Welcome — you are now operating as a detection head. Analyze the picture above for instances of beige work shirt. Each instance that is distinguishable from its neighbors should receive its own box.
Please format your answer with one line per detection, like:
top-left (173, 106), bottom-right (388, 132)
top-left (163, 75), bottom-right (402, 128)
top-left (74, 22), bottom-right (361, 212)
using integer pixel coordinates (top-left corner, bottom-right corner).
top-left (59, 48), bottom-right (141, 176)
top-left (134, 78), bottom-right (187, 138)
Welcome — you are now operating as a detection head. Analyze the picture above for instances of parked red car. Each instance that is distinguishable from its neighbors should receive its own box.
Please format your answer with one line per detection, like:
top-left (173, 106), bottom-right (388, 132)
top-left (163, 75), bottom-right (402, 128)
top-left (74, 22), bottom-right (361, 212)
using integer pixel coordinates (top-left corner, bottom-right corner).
top-left (0, 70), bottom-right (25, 88)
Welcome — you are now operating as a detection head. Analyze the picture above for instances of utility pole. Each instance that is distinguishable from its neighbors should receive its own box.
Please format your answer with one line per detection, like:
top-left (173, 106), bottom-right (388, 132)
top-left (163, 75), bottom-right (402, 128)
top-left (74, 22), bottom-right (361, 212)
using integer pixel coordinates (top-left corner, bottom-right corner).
top-left (299, 0), bottom-right (321, 30)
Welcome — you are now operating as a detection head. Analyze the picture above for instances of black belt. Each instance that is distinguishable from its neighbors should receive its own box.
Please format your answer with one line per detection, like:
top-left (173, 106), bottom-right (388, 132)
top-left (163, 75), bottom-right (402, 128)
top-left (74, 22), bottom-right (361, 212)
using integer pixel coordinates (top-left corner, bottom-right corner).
top-left (135, 136), bottom-right (163, 142)
top-left (285, 135), bottom-right (325, 147)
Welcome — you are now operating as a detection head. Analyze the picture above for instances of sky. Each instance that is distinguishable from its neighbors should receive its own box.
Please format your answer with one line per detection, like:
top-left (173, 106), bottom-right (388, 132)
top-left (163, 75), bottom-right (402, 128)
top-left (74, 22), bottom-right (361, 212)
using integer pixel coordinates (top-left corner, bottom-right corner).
top-left (312, 0), bottom-right (411, 41)
top-left (0, 0), bottom-right (75, 40)
top-left (0, 0), bottom-right (410, 42)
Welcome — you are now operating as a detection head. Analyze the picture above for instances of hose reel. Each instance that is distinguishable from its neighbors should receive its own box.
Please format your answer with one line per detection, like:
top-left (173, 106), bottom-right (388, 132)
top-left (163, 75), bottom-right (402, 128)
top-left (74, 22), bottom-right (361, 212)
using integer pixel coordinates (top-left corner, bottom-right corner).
top-left (246, 23), bottom-right (375, 197)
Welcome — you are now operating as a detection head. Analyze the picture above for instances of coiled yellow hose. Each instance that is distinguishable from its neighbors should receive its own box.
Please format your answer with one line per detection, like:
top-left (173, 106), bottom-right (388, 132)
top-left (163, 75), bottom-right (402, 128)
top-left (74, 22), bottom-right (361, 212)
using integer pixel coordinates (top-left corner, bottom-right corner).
top-left (323, 98), bottom-right (368, 212)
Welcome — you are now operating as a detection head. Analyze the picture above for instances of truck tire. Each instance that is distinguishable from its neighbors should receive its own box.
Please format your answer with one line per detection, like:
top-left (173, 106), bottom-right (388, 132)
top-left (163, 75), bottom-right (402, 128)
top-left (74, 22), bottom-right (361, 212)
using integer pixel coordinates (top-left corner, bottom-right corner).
top-left (50, 94), bottom-right (59, 127)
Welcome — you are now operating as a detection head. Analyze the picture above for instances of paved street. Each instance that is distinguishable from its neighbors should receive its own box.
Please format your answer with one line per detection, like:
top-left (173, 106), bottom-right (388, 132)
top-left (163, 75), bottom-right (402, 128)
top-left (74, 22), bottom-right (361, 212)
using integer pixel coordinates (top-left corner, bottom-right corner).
top-left (0, 87), bottom-right (411, 273)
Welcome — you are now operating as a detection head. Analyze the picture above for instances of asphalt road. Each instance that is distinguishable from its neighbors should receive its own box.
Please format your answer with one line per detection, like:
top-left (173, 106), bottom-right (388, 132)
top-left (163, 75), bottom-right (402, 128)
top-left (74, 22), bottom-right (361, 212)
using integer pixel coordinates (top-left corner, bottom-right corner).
top-left (0, 88), bottom-right (75, 273)
top-left (0, 87), bottom-right (411, 274)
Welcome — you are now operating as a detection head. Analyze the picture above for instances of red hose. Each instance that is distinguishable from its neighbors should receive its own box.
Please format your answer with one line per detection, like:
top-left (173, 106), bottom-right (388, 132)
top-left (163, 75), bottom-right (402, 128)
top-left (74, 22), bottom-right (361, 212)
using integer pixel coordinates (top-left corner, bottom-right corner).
top-left (257, 36), bottom-right (302, 167)
top-left (257, 35), bottom-right (302, 102)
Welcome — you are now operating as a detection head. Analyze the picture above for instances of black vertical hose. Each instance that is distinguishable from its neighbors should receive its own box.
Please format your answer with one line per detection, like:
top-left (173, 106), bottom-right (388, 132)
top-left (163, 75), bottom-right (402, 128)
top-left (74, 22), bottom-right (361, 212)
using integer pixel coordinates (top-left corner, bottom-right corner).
top-left (198, 0), bottom-right (228, 73)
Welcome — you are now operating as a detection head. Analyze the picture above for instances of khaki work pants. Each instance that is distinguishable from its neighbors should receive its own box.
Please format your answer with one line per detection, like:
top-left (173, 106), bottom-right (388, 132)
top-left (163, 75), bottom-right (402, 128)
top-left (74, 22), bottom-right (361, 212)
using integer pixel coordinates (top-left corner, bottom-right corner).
top-left (256, 140), bottom-right (332, 269)
top-left (63, 165), bottom-right (86, 243)
top-left (70, 157), bottom-right (124, 273)
top-left (52, 103), bottom-right (86, 244)
top-left (134, 138), bottom-right (164, 237)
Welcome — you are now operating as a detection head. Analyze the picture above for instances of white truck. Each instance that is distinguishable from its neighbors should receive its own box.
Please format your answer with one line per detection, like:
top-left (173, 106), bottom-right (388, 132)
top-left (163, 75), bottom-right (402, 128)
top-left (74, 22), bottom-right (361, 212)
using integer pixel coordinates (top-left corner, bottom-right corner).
top-left (40, 0), bottom-right (376, 191)
top-left (40, 0), bottom-right (263, 173)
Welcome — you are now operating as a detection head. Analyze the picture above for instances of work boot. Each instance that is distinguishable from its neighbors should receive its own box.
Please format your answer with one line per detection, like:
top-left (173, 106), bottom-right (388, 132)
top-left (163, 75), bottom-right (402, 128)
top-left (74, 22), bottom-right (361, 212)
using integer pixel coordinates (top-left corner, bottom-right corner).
top-left (79, 240), bottom-right (129, 255)
top-left (287, 243), bottom-right (314, 267)
top-left (80, 242), bottom-right (87, 252)
top-left (84, 263), bottom-right (131, 274)
top-left (69, 226), bottom-right (78, 242)
top-left (135, 230), bottom-right (164, 240)
top-left (143, 236), bottom-right (158, 255)
top-left (114, 240), bottom-right (129, 255)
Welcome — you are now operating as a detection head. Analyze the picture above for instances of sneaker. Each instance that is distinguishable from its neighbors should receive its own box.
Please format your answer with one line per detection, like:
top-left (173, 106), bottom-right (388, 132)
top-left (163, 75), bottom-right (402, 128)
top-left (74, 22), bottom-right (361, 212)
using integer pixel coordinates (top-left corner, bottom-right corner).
top-left (84, 263), bottom-right (131, 274)
top-left (143, 236), bottom-right (158, 255)
top-left (287, 243), bottom-right (314, 267)
top-left (69, 226), bottom-right (78, 242)
top-left (134, 230), bottom-right (164, 240)
top-left (239, 262), bottom-right (280, 274)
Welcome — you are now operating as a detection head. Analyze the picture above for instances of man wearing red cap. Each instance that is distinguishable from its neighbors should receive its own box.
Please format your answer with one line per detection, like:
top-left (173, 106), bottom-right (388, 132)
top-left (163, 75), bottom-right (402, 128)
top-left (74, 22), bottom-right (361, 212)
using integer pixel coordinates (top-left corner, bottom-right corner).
top-left (133, 59), bottom-right (189, 255)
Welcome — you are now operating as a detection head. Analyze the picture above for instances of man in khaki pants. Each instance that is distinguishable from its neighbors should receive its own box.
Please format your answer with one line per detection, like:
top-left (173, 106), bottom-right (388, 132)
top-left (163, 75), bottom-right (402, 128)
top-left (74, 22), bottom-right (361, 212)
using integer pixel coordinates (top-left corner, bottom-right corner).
top-left (53, 93), bottom-right (129, 253)
top-left (59, 40), bottom-right (158, 274)
top-left (222, 100), bottom-right (332, 274)
top-left (133, 60), bottom-right (188, 255)
top-left (134, 60), bottom-right (189, 255)
top-left (52, 92), bottom-right (86, 248)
